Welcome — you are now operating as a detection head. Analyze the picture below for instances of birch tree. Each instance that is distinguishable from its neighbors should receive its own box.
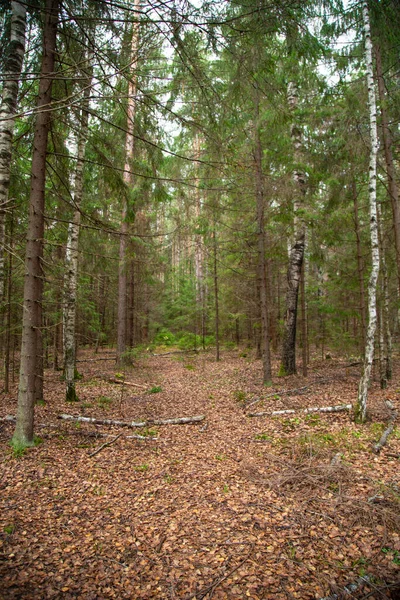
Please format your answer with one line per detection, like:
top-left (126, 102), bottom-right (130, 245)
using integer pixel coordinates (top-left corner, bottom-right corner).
top-left (354, 0), bottom-right (380, 423)
top-left (280, 81), bottom-right (306, 376)
top-left (117, 0), bottom-right (140, 365)
top-left (63, 41), bottom-right (94, 402)
top-left (0, 1), bottom-right (27, 301)
top-left (12, 0), bottom-right (59, 448)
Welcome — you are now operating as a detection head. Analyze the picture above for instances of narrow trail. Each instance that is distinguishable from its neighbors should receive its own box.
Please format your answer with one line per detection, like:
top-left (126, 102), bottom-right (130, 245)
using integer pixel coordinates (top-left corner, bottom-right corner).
top-left (1, 350), bottom-right (400, 599)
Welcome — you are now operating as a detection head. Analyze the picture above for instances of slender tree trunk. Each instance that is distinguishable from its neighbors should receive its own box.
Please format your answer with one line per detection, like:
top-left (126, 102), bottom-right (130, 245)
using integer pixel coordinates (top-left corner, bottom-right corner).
top-left (12, 0), bottom-right (59, 448)
top-left (355, 1), bottom-right (380, 423)
top-left (352, 179), bottom-right (367, 351)
top-left (300, 261), bottom-right (307, 377)
top-left (213, 224), bottom-right (220, 362)
top-left (375, 44), bottom-right (400, 296)
top-left (377, 204), bottom-right (392, 385)
top-left (4, 211), bottom-right (13, 393)
top-left (63, 45), bottom-right (93, 402)
top-left (117, 1), bottom-right (140, 364)
top-left (254, 94), bottom-right (272, 384)
top-left (0, 1), bottom-right (27, 301)
top-left (280, 81), bottom-right (306, 376)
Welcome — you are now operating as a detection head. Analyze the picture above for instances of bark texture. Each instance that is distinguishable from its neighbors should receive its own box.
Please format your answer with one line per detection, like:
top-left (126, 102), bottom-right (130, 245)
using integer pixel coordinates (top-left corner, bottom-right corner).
top-left (254, 92), bottom-right (272, 383)
top-left (12, 0), bottom-right (59, 448)
top-left (280, 81), bottom-right (306, 376)
top-left (375, 44), bottom-right (400, 296)
top-left (0, 2), bottom-right (27, 300)
top-left (355, 1), bottom-right (380, 423)
top-left (63, 46), bottom-right (93, 402)
top-left (117, 0), bottom-right (140, 364)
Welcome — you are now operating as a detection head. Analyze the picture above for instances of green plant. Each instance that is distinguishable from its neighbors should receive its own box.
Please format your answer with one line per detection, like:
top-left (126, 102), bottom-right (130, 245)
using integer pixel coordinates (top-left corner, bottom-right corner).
top-left (137, 427), bottom-right (157, 438)
top-left (134, 463), bottom-right (149, 472)
top-left (255, 433), bottom-right (272, 441)
top-left (282, 417), bottom-right (301, 431)
top-left (164, 473), bottom-right (174, 483)
top-left (223, 484), bottom-right (229, 493)
top-left (233, 390), bottom-right (246, 405)
top-left (148, 385), bottom-right (162, 394)
top-left (381, 547), bottom-right (400, 565)
top-left (36, 399), bottom-right (46, 406)
top-left (97, 396), bottom-right (113, 408)
top-left (305, 414), bottom-right (321, 426)
top-left (184, 363), bottom-right (195, 370)
top-left (215, 454), bottom-right (225, 461)
top-left (3, 524), bottom-right (15, 535)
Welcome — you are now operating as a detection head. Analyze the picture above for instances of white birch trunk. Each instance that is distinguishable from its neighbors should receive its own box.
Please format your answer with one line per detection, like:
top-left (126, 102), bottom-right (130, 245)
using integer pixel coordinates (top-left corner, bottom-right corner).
top-left (355, 1), bottom-right (380, 423)
top-left (117, 0), bottom-right (140, 364)
top-left (63, 46), bottom-right (93, 402)
top-left (0, 2), bottom-right (27, 300)
top-left (280, 81), bottom-right (306, 375)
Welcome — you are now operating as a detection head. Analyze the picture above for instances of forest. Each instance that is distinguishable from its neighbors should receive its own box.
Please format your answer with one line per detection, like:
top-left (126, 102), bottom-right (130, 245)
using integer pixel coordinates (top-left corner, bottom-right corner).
top-left (1, 0), bottom-right (400, 598)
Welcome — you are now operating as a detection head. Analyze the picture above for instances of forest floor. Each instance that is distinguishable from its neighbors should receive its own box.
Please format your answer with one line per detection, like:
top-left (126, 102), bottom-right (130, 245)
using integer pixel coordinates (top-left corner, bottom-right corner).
top-left (1, 348), bottom-right (400, 600)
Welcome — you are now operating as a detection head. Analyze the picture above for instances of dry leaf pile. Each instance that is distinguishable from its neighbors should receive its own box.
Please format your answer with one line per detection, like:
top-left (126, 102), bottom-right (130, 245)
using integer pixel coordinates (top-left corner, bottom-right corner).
top-left (1, 350), bottom-right (400, 599)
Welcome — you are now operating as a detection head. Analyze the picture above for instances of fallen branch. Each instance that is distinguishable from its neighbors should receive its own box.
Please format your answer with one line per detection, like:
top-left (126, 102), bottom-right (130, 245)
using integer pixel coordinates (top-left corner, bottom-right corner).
top-left (108, 378), bottom-right (147, 389)
top-left (59, 414), bottom-right (205, 427)
top-left (248, 404), bottom-right (352, 418)
top-left (89, 432), bottom-right (123, 457)
top-left (195, 544), bottom-right (254, 600)
top-left (0, 415), bottom-right (16, 422)
top-left (151, 349), bottom-right (199, 357)
top-left (373, 402), bottom-right (397, 454)
top-left (76, 357), bottom-right (114, 363)
top-left (320, 575), bottom-right (372, 600)
top-left (246, 386), bottom-right (309, 409)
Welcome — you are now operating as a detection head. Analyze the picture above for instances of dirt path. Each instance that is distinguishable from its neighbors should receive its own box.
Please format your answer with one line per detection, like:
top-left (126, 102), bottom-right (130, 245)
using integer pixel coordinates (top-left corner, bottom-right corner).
top-left (1, 350), bottom-right (400, 599)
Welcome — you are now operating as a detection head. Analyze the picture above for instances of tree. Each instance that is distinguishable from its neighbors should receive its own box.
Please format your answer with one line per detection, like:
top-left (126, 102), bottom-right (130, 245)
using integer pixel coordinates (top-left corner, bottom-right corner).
top-left (354, 0), bottom-right (380, 424)
top-left (12, 0), bottom-right (59, 448)
top-left (117, 0), bottom-right (141, 365)
top-left (0, 1), bottom-right (27, 301)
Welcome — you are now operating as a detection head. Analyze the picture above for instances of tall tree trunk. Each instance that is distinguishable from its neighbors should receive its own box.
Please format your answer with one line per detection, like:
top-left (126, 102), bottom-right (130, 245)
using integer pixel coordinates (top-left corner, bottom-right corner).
top-left (0, 1), bottom-right (27, 302)
top-left (254, 93), bottom-right (272, 384)
top-left (352, 179), bottom-right (367, 352)
top-left (300, 261), bottom-right (308, 377)
top-left (375, 44), bottom-right (400, 296)
top-left (12, 0), bottom-right (59, 448)
top-left (117, 0), bottom-right (140, 364)
top-left (280, 81), bottom-right (306, 376)
top-left (63, 45), bottom-right (93, 402)
top-left (4, 210), bottom-right (13, 393)
top-left (355, 1), bottom-right (380, 423)
top-left (213, 222), bottom-right (220, 362)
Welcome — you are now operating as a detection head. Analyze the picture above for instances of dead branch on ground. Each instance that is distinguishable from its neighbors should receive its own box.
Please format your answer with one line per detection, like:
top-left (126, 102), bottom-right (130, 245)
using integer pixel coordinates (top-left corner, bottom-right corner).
top-left (248, 404), bottom-right (352, 418)
top-left (59, 414), bottom-right (205, 427)
top-left (89, 432), bottom-right (123, 457)
top-left (373, 402), bottom-right (398, 454)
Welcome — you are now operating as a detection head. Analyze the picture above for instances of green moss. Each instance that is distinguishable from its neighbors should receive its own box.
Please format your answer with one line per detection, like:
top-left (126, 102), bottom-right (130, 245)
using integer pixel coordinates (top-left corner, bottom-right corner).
top-left (66, 384), bottom-right (79, 402)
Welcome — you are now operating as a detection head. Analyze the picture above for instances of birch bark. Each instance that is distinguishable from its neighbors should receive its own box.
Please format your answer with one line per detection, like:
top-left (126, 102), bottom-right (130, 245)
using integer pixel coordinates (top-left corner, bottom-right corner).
top-left (0, 2), bottom-right (27, 301)
top-left (63, 45), bottom-right (93, 402)
top-left (117, 0), bottom-right (140, 364)
top-left (12, 0), bottom-right (59, 448)
top-left (355, 0), bottom-right (380, 423)
top-left (280, 81), bottom-right (306, 376)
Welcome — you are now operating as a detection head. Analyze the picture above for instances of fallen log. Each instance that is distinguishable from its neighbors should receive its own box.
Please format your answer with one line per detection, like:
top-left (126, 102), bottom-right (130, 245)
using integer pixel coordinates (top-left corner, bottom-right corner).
top-left (248, 404), bottom-right (352, 418)
top-left (373, 402), bottom-right (397, 454)
top-left (59, 414), bottom-right (205, 427)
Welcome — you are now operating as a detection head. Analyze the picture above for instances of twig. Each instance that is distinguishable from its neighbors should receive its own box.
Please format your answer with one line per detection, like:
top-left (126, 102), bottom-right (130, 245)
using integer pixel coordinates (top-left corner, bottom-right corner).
top-left (88, 432), bottom-right (123, 457)
top-left (196, 544), bottom-right (254, 599)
